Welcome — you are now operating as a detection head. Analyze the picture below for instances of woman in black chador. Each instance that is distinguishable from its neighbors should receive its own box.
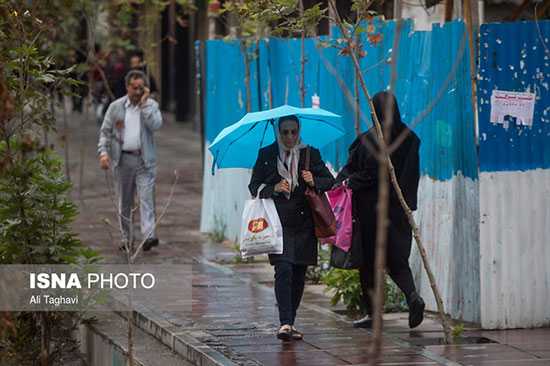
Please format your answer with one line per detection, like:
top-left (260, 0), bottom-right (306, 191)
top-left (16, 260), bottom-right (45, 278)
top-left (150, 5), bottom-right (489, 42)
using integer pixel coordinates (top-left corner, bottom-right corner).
top-left (336, 91), bottom-right (425, 329)
top-left (249, 115), bottom-right (334, 341)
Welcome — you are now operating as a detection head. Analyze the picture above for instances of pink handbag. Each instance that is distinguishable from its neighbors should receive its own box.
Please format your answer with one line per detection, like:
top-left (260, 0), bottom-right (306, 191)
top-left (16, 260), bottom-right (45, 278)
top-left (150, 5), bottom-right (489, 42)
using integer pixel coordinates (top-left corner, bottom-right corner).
top-left (322, 185), bottom-right (353, 252)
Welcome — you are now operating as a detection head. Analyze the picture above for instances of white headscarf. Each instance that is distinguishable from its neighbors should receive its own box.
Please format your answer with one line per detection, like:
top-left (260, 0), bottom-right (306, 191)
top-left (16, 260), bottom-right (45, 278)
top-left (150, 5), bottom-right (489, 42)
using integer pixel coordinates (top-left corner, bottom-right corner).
top-left (274, 116), bottom-right (308, 199)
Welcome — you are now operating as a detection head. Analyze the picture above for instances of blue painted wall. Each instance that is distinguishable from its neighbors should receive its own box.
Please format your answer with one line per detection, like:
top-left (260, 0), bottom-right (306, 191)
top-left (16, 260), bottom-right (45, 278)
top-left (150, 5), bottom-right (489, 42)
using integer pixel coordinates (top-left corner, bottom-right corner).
top-left (205, 39), bottom-right (264, 142)
top-left (204, 19), bottom-right (478, 182)
top-left (478, 20), bottom-right (550, 173)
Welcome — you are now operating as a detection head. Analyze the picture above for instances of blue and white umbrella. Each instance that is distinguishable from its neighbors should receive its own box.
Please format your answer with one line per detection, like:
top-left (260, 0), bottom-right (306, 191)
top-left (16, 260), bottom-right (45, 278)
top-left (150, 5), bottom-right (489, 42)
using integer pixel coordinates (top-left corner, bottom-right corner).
top-left (209, 105), bottom-right (346, 173)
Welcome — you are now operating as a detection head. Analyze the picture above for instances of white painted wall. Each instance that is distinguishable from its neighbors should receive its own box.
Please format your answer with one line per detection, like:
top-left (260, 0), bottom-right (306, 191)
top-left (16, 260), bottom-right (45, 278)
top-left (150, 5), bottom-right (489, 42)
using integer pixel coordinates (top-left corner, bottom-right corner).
top-left (479, 169), bottom-right (550, 329)
top-left (411, 172), bottom-right (481, 323)
top-left (200, 142), bottom-right (252, 242)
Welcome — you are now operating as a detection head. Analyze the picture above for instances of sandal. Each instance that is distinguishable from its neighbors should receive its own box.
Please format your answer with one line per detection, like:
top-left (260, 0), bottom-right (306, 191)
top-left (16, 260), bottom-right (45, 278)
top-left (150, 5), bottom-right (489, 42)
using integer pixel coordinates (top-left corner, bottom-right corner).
top-left (291, 326), bottom-right (303, 340)
top-left (276, 325), bottom-right (293, 342)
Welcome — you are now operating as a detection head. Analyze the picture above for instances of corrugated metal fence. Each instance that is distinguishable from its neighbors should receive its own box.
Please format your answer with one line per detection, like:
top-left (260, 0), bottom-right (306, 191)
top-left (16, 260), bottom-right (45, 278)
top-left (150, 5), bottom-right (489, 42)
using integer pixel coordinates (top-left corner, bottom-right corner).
top-left (200, 18), bottom-right (480, 325)
top-left (199, 18), bottom-right (550, 328)
top-left (478, 20), bottom-right (550, 329)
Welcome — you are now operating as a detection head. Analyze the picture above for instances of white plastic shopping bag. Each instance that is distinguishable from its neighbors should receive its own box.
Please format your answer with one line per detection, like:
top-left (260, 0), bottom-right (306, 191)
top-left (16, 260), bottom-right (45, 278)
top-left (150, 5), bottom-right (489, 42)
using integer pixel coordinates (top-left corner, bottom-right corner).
top-left (239, 197), bottom-right (283, 258)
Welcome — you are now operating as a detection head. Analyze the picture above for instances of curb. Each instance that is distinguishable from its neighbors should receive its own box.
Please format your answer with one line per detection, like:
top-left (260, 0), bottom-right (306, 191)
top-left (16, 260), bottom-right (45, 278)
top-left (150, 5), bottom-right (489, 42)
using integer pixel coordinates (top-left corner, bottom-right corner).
top-left (111, 297), bottom-right (238, 366)
top-left (77, 311), bottom-right (191, 366)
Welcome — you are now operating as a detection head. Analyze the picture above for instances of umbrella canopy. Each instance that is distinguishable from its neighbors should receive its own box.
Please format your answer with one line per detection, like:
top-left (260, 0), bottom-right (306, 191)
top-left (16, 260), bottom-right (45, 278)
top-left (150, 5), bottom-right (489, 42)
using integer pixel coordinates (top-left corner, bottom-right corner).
top-left (208, 105), bottom-right (346, 173)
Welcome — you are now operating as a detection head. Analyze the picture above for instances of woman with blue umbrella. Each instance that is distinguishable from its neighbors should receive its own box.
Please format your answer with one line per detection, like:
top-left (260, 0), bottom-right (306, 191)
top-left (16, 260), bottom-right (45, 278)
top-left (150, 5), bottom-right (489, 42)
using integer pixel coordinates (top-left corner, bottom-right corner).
top-left (248, 115), bottom-right (334, 342)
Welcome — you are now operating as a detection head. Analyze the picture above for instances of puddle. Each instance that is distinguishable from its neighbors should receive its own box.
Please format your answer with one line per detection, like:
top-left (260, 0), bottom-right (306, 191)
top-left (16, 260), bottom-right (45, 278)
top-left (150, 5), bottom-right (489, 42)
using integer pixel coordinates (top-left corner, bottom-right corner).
top-left (406, 336), bottom-right (497, 346)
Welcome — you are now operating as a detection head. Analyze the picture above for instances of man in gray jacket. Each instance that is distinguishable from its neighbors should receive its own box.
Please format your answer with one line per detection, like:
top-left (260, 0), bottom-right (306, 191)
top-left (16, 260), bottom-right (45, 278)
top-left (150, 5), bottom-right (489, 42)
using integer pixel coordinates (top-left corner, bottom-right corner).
top-left (98, 69), bottom-right (163, 252)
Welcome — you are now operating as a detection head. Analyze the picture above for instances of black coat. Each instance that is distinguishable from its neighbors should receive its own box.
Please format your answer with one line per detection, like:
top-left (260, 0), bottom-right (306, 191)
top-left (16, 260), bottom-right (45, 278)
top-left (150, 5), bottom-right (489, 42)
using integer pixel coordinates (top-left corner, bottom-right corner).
top-left (249, 142), bottom-right (335, 265)
top-left (335, 92), bottom-right (420, 272)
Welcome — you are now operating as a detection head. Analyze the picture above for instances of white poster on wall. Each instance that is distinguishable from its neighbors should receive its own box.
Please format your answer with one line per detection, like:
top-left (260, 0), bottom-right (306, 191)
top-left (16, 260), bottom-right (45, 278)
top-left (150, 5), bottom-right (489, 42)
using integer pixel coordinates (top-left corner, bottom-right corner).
top-left (490, 90), bottom-right (536, 129)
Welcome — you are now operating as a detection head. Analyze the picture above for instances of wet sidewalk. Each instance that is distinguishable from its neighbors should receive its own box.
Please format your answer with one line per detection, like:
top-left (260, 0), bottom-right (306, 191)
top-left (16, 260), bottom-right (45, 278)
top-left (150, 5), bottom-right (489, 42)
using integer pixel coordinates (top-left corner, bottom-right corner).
top-left (60, 107), bottom-right (550, 366)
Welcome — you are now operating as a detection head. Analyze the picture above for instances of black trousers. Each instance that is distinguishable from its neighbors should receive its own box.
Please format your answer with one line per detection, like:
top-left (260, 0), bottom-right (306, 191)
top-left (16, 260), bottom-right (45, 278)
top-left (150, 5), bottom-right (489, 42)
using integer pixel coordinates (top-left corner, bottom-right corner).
top-left (359, 264), bottom-right (416, 315)
top-left (274, 261), bottom-right (308, 326)
top-left (358, 216), bottom-right (416, 314)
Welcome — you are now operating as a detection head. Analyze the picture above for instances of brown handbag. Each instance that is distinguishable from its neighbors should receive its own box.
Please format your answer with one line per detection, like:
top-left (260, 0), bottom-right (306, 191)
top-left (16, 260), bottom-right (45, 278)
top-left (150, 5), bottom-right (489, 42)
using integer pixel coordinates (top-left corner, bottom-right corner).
top-left (304, 146), bottom-right (337, 238)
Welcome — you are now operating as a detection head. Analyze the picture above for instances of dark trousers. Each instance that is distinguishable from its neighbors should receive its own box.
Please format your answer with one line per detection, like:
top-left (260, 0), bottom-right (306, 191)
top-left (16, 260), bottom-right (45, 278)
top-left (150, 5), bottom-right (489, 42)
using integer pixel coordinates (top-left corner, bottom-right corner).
top-left (274, 261), bottom-right (308, 326)
top-left (359, 265), bottom-right (416, 315)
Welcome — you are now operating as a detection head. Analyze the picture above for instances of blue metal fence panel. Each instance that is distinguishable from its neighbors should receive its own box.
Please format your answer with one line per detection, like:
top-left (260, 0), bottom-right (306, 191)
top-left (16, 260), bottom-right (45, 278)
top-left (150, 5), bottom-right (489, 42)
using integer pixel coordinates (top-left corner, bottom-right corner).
top-left (412, 21), bottom-right (478, 181)
top-left (478, 20), bottom-right (550, 172)
top-left (258, 40), bottom-right (271, 111)
top-left (320, 19), bottom-right (477, 181)
top-left (205, 39), bottom-right (267, 143)
top-left (269, 37), bottom-right (320, 107)
top-left (477, 20), bottom-right (550, 329)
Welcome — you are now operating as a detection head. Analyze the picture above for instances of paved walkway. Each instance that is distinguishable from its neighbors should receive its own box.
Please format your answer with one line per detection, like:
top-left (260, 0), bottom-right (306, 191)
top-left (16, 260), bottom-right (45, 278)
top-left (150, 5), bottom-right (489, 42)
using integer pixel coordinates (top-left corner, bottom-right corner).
top-left (58, 107), bottom-right (550, 366)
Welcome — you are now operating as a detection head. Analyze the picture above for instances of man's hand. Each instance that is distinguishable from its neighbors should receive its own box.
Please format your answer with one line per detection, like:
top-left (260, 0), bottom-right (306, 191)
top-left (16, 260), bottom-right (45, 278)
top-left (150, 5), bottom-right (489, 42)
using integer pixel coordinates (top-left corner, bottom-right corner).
top-left (140, 86), bottom-right (150, 105)
top-left (274, 178), bottom-right (290, 194)
top-left (100, 154), bottom-right (111, 170)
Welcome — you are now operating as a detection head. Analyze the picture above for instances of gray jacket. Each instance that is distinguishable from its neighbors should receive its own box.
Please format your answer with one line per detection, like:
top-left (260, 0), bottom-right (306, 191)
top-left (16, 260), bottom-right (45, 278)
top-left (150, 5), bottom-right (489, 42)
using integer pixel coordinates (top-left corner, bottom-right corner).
top-left (98, 96), bottom-right (163, 168)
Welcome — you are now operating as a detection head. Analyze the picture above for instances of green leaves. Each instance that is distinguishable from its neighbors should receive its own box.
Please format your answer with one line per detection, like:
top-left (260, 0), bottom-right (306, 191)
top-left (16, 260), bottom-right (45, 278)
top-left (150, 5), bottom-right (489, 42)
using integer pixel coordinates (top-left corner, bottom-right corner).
top-left (322, 268), bottom-right (406, 315)
top-left (323, 268), bottom-right (366, 315)
top-left (453, 324), bottom-right (465, 341)
top-left (0, 141), bottom-right (84, 264)
top-left (80, 247), bottom-right (103, 264)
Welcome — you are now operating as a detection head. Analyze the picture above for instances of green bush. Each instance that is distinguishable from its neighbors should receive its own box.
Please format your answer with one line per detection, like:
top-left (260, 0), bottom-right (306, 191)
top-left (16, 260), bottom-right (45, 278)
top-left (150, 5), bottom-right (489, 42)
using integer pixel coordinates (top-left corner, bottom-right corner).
top-left (0, 146), bottom-right (81, 265)
top-left (322, 268), bottom-right (366, 315)
top-left (321, 265), bottom-right (408, 315)
top-left (0, 4), bottom-right (99, 364)
top-left (383, 276), bottom-right (407, 313)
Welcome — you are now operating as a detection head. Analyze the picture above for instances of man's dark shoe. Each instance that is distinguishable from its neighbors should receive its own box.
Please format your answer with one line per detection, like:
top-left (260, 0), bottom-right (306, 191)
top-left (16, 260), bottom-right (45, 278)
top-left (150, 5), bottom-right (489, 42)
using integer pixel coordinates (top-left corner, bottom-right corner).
top-left (143, 238), bottom-right (159, 252)
top-left (353, 314), bottom-right (373, 328)
top-left (408, 291), bottom-right (425, 329)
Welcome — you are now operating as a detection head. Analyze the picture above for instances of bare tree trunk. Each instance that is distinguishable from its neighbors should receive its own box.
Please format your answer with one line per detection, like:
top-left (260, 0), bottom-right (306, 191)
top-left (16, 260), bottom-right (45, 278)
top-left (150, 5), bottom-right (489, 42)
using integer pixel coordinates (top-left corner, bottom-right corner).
top-left (127, 257), bottom-right (134, 366)
top-left (41, 312), bottom-right (50, 366)
top-left (354, 74), bottom-right (360, 135)
top-left (354, 25), bottom-right (361, 137)
top-left (464, 0), bottom-right (479, 143)
top-left (62, 98), bottom-right (71, 182)
top-left (79, 16), bottom-right (95, 200)
top-left (299, 0), bottom-right (306, 107)
top-left (445, 0), bottom-right (454, 22)
top-left (265, 38), bottom-right (274, 109)
top-left (369, 145), bottom-right (390, 366)
top-left (79, 91), bottom-right (90, 199)
top-left (242, 42), bottom-right (251, 113)
top-left (394, 0), bottom-right (402, 19)
top-left (285, 75), bottom-right (289, 105)
top-left (369, 17), bottom-right (405, 362)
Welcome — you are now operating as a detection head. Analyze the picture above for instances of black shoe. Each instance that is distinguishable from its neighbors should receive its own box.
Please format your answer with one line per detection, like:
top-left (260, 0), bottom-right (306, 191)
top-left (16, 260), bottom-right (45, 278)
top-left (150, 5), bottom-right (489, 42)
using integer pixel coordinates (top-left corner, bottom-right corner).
top-left (291, 327), bottom-right (303, 340)
top-left (276, 326), bottom-right (293, 342)
top-left (353, 314), bottom-right (373, 328)
top-left (143, 238), bottom-right (159, 252)
top-left (408, 291), bottom-right (425, 329)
